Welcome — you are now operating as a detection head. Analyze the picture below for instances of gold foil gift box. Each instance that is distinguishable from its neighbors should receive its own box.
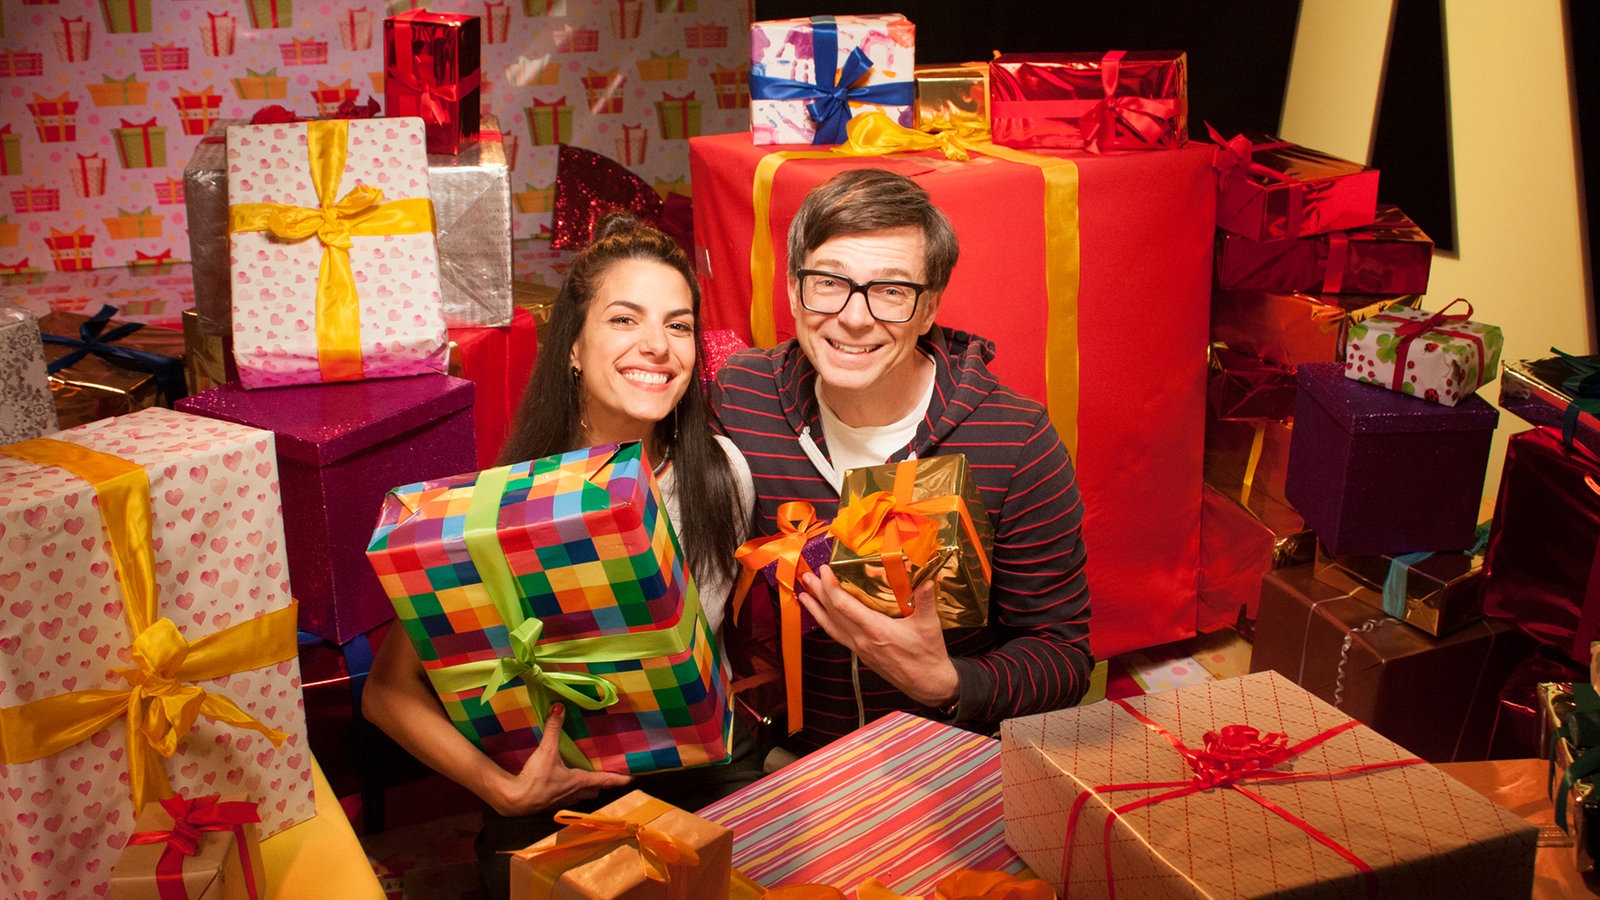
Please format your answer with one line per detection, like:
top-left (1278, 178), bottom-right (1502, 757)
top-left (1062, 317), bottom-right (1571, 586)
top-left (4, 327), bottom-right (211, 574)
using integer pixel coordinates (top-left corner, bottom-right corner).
top-left (829, 454), bottom-right (994, 628)
top-left (913, 61), bottom-right (988, 133)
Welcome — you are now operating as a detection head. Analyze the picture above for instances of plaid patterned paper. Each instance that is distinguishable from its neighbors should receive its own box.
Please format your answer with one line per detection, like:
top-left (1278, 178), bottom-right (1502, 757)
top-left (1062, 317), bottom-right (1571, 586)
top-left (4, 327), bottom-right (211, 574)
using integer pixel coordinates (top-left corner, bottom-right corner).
top-left (367, 441), bottom-right (733, 774)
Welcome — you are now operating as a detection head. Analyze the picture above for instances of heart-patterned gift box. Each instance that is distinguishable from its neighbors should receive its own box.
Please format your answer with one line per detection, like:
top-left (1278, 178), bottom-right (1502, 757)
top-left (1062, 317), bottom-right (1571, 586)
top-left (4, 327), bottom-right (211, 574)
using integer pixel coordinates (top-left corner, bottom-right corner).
top-left (0, 407), bottom-right (314, 900)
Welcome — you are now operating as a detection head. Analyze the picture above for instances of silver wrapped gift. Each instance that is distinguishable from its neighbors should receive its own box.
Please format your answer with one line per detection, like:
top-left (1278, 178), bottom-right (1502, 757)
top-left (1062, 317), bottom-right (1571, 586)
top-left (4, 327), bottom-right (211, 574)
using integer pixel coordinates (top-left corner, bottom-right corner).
top-left (184, 115), bottom-right (513, 337)
top-left (0, 305), bottom-right (59, 443)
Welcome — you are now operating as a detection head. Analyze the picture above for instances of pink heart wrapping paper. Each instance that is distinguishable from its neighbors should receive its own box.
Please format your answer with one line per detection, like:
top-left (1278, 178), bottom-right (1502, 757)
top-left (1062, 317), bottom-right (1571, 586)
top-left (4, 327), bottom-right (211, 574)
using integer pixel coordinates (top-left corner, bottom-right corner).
top-left (226, 116), bottom-right (449, 388)
top-left (0, 407), bottom-right (315, 900)
top-left (1000, 670), bottom-right (1537, 897)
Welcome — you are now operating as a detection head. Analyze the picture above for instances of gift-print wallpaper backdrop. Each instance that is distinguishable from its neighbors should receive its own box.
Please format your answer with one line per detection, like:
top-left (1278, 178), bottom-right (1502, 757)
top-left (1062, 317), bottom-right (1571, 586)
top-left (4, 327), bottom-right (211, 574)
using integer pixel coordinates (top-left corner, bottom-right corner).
top-left (0, 0), bottom-right (753, 272)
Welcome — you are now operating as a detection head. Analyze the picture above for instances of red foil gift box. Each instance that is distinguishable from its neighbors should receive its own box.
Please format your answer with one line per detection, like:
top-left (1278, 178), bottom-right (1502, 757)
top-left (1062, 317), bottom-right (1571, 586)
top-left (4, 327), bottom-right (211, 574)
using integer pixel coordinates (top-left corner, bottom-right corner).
top-left (1210, 288), bottom-right (1419, 371)
top-left (1285, 361), bottom-right (1499, 557)
top-left (384, 10), bottom-right (481, 155)
top-left (989, 50), bottom-right (1187, 152)
top-left (1482, 426), bottom-right (1600, 667)
top-left (1216, 203), bottom-right (1434, 294)
top-left (446, 305), bottom-right (537, 468)
top-left (1212, 128), bottom-right (1380, 242)
top-left (176, 374), bottom-right (478, 642)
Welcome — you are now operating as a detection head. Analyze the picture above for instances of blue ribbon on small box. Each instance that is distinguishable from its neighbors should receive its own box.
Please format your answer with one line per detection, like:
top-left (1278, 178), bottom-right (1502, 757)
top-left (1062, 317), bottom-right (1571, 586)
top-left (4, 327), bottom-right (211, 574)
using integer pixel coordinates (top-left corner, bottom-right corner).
top-left (42, 304), bottom-right (187, 405)
top-left (748, 16), bottom-right (915, 145)
top-left (1379, 523), bottom-right (1490, 620)
top-left (1551, 347), bottom-right (1600, 451)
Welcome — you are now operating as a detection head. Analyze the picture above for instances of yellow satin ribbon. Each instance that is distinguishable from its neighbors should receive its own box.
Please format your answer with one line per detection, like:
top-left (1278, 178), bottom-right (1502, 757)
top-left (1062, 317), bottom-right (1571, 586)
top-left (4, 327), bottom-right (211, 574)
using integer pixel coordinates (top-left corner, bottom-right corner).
top-left (831, 459), bottom-right (993, 616)
top-left (1238, 422), bottom-right (1266, 509)
top-left (0, 438), bottom-right (297, 812)
top-left (762, 869), bottom-right (1056, 900)
top-left (511, 796), bottom-right (700, 900)
top-left (748, 112), bottom-right (1081, 453)
top-left (730, 500), bottom-right (832, 734)
top-left (228, 118), bottom-right (436, 382)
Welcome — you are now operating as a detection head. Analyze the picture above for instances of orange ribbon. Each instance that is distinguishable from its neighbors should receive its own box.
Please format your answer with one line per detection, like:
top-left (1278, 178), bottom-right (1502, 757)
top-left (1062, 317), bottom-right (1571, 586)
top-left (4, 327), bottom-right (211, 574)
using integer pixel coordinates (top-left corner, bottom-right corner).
top-left (731, 501), bottom-right (831, 735)
top-left (511, 796), bottom-right (699, 900)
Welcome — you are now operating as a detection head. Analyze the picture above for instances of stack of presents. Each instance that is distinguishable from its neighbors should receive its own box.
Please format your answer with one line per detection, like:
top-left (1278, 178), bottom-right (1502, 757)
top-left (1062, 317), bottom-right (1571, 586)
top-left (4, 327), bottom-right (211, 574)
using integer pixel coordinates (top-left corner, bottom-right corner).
top-left (3, 5), bottom-right (1600, 898)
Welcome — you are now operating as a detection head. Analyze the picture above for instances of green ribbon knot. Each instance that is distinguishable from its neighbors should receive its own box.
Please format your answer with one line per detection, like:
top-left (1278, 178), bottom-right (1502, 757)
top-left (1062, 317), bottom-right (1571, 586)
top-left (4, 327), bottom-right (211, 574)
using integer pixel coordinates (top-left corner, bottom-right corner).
top-left (480, 617), bottom-right (620, 710)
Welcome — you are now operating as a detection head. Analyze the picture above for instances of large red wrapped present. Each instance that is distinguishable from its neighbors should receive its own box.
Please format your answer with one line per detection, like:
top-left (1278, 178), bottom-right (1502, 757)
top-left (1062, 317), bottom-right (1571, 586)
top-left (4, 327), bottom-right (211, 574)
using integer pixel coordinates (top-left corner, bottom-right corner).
top-left (989, 50), bottom-right (1187, 152)
top-left (1001, 670), bottom-right (1538, 895)
top-left (447, 305), bottom-right (537, 468)
top-left (384, 10), bottom-right (481, 155)
top-left (689, 122), bottom-right (1216, 659)
top-left (1211, 127), bottom-right (1380, 241)
top-left (1215, 203), bottom-right (1433, 294)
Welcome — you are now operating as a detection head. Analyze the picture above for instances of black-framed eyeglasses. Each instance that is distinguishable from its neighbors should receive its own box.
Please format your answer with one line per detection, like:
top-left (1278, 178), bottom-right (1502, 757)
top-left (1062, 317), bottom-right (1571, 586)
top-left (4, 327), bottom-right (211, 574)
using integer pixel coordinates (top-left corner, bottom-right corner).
top-left (796, 269), bottom-right (926, 323)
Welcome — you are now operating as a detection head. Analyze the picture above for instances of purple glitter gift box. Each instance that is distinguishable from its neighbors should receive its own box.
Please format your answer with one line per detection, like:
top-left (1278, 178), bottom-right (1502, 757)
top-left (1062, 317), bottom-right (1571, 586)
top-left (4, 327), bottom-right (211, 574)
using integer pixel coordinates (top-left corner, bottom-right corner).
top-left (1285, 362), bottom-right (1498, 557)
top-left (177, 374), bottom-right (476, 642)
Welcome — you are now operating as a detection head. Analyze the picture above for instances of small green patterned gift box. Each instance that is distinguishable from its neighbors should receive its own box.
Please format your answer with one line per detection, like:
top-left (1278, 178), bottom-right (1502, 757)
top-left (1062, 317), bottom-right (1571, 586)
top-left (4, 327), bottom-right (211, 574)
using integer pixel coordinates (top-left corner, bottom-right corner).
top-left (1344, 300), bottom-right (1503, 406)
top-left (525, 99), bottom-right (573, 146)
top-left (113, 118), bottom-right (168, 168)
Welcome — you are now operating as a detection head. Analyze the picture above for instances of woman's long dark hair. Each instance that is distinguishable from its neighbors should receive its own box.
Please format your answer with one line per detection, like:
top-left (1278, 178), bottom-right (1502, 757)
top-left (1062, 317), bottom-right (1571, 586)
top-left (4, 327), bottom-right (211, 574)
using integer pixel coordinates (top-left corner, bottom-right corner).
top-left (498, 212), bottom-right (746, 590)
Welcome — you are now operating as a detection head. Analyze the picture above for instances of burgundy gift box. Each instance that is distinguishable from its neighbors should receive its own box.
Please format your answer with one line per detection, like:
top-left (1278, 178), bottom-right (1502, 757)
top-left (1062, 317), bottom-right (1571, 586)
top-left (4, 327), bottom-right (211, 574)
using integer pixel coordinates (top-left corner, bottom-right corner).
top-left (988, 50), bottom-right (1186, 152)
top-left (1482, 426), bottom-right (1600, 667)
top-left (176, 374), bottom-right (477, 642)
top-left (1249, 565), bottom-right (1532, 762)
top-left (1207, 343), bottom-right (1297, 422)
top-left (1212, 129), bottom-right (1380, 242)
top-left (1210, 288), bottom-right (1419, 371)
top-left (1215, 204), bottom-right (1434, 294)
top-left (1285, 362), bottom-right (1499, 556)
top-left (384, 10), bottom-right (481, 155)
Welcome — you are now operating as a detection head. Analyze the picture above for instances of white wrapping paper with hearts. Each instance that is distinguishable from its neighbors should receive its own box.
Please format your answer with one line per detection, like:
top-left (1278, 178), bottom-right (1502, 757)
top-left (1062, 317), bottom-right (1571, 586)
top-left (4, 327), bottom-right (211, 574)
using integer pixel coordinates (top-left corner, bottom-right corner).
top-left (0, 407), bottom-right (314, 900)
top-left (226, 116), bottom-right (449, 389)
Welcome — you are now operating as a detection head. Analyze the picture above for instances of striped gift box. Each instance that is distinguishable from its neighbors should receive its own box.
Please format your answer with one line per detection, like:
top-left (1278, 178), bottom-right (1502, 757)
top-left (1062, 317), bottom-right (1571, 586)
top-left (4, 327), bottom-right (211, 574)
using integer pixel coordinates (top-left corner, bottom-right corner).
top-left (699, 712), bottom-right (1026, 895)
top-left (367, 441), bottom-right (733, 775)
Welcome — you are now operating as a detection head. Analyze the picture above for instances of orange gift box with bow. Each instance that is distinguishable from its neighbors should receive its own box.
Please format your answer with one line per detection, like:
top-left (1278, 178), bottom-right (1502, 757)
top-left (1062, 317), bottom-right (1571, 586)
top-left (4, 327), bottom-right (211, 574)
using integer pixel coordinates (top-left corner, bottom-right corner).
top-left (829, 454), bottom-right (993, 629)
top-left (510, 790), bottom-right (732, 900)
top-left (109, 793), bottom-right (266, 900)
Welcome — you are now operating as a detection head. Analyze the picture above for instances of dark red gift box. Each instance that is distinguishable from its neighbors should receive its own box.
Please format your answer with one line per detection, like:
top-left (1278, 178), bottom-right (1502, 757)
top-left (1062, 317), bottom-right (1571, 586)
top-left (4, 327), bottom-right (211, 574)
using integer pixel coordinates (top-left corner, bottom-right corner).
top-left (1249, 565), bottom-right (1532, 762)
top-left (1215, 203), bottom-right (1434, 294)
top-left (384, 10), bottom-right (480, 155)
top-left (1483, 426), bottom-right (1600, 666)
top-left (988, 50), bottom-right (1187, 152)
top-left (1212, 129), bottom-right (1380, 242)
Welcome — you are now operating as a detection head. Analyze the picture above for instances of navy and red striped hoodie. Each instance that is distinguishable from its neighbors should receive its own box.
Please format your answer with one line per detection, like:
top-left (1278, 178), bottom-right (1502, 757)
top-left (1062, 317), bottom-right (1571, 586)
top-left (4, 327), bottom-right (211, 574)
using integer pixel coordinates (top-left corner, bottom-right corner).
top-left (713, 326), bottom-right (1094, 752)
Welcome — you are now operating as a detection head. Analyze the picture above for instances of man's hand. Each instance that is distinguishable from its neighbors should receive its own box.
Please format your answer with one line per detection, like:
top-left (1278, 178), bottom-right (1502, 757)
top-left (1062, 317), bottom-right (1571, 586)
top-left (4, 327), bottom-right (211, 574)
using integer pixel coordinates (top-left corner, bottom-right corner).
top-left (489, 703), bottom-right (633, 817)
top-left (796, 564), bottom-right (960, 709)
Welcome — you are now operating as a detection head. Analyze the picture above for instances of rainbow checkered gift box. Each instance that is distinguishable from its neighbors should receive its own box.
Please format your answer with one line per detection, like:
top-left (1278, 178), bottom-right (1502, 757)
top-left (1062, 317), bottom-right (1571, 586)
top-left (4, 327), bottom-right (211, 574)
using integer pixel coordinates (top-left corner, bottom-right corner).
top-left (366, 441), bottom-right (733, 774)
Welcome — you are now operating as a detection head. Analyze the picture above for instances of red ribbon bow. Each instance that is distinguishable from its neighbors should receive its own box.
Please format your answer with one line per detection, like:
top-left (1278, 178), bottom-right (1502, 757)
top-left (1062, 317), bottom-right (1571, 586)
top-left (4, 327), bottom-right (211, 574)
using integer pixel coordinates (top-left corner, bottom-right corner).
top-left (1077, 51), bottom-right (1181, 153)
top-left (1061, 699), bottom-right (1426, 899)
top-left (387, 21), bottom-right (481, 130)
top-left (127, 794), bottom-right (263, 900)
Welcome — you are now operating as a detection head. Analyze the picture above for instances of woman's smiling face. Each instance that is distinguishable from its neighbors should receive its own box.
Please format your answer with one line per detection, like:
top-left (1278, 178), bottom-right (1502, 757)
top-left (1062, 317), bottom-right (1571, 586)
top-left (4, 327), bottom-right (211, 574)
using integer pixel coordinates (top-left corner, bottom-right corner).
top-left (569, 257), bottom-right (697, 447)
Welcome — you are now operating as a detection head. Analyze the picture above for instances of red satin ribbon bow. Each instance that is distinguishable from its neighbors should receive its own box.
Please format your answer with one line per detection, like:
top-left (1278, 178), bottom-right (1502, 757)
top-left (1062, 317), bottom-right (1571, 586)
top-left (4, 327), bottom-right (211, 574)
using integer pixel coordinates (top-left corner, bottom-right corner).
top-left (388, 23), bottom-right (481, 129)
top-left (1061, 699), bottom-right (1426, 899)
top-left (1370, 298), bottom-right (1482, 391)
top-left (1208, 124), bottom-right (1305, 236)
top-left (127, 794), bottom-right (263, 900)
top-left (732, 500), bottom-right (831, 734)
top-left (1077, 51), bottom-right (1180, 153)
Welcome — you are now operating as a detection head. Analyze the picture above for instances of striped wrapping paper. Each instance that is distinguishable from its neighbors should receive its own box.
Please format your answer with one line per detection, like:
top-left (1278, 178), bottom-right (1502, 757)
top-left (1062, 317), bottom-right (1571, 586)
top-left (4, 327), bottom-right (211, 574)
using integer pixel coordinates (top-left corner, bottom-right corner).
top-left (367, 441), bottom-right (732, 774)
top-left (699, 712), bottom-right (1026, 896)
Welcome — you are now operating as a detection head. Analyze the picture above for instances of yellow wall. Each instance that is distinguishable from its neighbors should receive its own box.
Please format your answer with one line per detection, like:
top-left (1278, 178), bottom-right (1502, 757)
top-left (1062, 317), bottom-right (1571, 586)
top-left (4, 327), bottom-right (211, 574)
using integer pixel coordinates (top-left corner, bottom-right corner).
top-left (1282, 0), bottom-right (1593, 514)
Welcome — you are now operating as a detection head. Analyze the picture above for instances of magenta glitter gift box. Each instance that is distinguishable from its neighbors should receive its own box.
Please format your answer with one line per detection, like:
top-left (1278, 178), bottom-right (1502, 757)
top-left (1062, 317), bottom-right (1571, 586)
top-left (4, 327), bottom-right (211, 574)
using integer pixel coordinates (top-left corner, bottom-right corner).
top-left (176, 373), bottom-right (476, 642)
top-left (1285, 362), bottom-right (1499, 557)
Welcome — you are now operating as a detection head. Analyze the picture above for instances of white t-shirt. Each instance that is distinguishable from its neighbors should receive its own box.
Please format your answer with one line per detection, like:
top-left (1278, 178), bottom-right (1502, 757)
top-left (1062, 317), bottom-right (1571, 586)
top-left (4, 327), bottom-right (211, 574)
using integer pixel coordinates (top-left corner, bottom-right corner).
top-left (816, 374), bottom-right (935, 473)
top-left (657, 434), bottom-right (753, 638)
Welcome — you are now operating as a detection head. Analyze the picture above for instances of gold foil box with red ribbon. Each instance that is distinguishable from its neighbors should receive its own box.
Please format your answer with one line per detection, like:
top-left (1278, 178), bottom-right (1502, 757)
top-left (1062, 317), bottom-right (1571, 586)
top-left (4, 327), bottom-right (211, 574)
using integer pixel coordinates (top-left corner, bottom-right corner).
top-left (0, 407), bottom-right (314, 900)
top-left (225, 116), bottom-right (449, 388)
top-left (1344, 299), bottom-right (1503, 406)
top-left (384, 9), bottom-right (482, 155)
top-left (829, 454), bottom-right (994, 628)
top-left (989, 50), bottom-right (1187, 153)
top-left (999, 670), bottom-right (1538, 897)
top-left (509, 790), bottom-right (732, 899)
top-left (109, 793), bottom-right (266, 900)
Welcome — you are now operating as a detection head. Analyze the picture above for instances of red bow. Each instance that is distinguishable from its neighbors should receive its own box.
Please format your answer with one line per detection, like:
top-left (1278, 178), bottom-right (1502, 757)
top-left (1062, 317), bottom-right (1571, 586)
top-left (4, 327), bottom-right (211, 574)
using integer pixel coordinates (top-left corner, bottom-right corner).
top-left (1077, 51), bottom-right (1181, 152)
top-left (127, 794), bottom-right (263, 900)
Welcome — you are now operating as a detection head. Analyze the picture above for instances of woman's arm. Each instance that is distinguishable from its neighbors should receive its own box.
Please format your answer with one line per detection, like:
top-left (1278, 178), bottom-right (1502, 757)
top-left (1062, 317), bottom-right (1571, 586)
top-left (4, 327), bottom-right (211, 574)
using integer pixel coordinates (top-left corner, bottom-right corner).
top-left (361, 628), bottom-right (632, 817)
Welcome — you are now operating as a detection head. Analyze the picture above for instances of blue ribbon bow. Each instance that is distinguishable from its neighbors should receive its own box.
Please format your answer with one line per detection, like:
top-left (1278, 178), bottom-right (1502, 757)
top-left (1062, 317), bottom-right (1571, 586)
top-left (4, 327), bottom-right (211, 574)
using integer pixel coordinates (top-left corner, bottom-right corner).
top-left (748, 16), bottom-right (914, 145)
top-left (42, 304), bottom-right (187, 405)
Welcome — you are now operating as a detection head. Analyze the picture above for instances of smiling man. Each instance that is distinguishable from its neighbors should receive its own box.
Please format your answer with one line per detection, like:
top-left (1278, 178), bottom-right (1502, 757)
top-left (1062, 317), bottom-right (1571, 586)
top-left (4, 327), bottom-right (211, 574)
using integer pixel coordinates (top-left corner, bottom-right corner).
top-left (714, 168), bottom-right (1094, 753)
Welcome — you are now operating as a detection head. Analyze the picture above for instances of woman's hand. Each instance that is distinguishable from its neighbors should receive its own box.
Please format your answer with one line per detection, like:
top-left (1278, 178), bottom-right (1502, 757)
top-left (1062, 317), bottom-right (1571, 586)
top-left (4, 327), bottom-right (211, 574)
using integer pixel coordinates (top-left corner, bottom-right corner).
top-left (487, 703), bottom-right (634, 817)
top-left (796, 565), bottom-right (960, 710)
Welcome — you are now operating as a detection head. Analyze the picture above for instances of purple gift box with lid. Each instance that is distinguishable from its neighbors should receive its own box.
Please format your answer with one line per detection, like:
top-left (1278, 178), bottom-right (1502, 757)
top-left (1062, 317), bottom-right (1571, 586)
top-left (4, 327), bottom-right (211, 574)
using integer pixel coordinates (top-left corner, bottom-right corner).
top-left (177, 374), bottom-right (476, 642)
top-left (1285, 362), bottom-right (1498, 557)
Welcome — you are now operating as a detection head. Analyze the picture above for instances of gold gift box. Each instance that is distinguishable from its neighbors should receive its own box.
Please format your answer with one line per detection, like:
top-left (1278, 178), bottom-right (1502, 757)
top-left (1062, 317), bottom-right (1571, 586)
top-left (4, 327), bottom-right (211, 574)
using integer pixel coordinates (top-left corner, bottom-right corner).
top-left (181, 308), bottom-right (228, 394)
top-left (40, 309), bottom-right (186, 428)
top-left (914, 62), bottom-right (989, 133)
top-left (1312, 540), bottom-right (1484, 636)
top-left (830, 454), bottom-right (994, 628)
top-left (108, 794), bottom-right (265, 900)
top-left (509, 790), bottom-right (732, 899)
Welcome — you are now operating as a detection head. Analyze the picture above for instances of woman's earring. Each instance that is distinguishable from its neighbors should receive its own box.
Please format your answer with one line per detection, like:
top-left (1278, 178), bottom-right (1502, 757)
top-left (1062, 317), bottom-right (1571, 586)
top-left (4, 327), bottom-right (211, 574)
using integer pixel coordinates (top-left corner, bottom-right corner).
top-left (570, 364), bottom-right (581, 380)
